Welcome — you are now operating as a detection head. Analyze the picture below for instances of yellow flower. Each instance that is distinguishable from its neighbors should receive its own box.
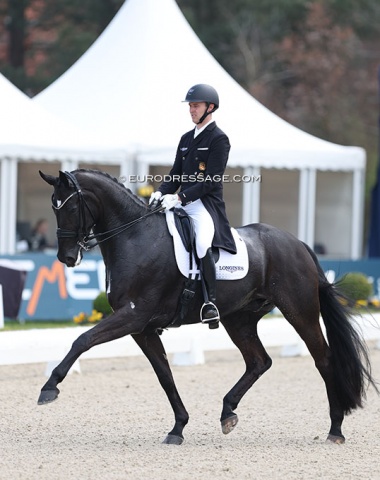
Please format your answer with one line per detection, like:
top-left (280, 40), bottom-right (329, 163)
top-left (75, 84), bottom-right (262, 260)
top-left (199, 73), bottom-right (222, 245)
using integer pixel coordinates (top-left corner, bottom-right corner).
top-left (73, 312), bottom-right (86, 324)
top-left (88, 310), bottom-right (103, 323)
top-left (355, 299), bottom-right (367, 307)
top-left (73, 311), bottom-right (90, 324)
top-left (73, 309), bottom-right (103, 325)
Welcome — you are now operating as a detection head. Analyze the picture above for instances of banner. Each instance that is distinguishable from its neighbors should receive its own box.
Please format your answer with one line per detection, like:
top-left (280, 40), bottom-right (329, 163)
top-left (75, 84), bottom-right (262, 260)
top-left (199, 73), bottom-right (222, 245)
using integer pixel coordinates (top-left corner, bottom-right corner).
top-left (1, 254), bottom-right (380, 321)
top-left (368, 66), bottom-right (380, 257)
top-left (0, 253), bottom-right (105, 320)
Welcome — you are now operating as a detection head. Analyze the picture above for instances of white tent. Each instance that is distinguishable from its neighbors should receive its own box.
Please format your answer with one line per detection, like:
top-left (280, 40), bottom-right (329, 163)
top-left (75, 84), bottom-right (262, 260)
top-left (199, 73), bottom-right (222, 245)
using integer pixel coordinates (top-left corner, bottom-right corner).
top-left (0, 73), bottom-right (127, 254)
top-left (34, 0), bottom-right (365, 258)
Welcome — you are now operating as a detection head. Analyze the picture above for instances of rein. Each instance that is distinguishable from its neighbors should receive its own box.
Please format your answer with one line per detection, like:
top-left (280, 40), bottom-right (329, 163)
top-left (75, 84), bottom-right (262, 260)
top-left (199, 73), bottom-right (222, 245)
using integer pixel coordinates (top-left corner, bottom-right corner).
top-left (81, 205), bottom-right (164, 250)
top-left (53, 171), bottom-right (163, 251)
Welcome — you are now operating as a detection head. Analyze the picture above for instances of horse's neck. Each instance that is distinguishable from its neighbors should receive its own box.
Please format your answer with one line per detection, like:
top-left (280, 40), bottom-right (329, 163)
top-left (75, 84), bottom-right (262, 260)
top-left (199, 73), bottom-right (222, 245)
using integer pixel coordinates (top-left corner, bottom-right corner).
top-left (97, 187), bottom-right (148, 227)
top-left (93, 185), bottom-right (166, 255)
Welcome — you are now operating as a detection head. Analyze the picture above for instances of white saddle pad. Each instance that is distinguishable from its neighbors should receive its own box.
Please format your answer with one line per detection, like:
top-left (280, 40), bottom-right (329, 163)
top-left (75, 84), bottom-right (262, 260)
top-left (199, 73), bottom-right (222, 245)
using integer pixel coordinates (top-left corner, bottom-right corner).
top-left (165, 210), bottom-right (249, 280)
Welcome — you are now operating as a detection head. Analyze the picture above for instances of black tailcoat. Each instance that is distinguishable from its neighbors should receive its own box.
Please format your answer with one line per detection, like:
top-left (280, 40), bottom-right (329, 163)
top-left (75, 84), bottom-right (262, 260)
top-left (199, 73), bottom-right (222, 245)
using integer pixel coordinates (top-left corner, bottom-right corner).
top-left (159, 121), bottom-right (237, 254)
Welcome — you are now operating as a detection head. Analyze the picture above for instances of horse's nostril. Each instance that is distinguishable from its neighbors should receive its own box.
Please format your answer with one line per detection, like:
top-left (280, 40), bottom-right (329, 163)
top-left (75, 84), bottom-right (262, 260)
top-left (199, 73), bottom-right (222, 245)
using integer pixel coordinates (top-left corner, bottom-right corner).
top-left (66, 257), bottom-right (76, 267)
top-left (57, 252), bottom-right (76, 267)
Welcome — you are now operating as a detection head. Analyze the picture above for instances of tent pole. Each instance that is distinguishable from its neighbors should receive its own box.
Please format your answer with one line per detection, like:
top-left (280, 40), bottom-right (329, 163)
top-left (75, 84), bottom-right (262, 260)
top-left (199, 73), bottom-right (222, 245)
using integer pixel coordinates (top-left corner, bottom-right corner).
top-left (298, 169), bottom-right (309, 242)
top-left (61, 159), bottom-right (78, 173)
top-left (7, 158), bottom-right (18, 255)
top-left (120, 154), bottom-right (138, 193)
top-left (242, 166), bottom-right (260, 225)
top-left (242, 167), bottom-right (252, 226)
top-left (0, 284), bottom-right (4, 329)
top-left (0, 158), bottom-right (10, 254)
top-left (306, 169), bottom-right (316, 249)
top-left (0, 158), bottom-right (12, 255)
top-left (351, 168), bottom-right (364, 259)
top-left (251, 166), bottom-right (261, 224)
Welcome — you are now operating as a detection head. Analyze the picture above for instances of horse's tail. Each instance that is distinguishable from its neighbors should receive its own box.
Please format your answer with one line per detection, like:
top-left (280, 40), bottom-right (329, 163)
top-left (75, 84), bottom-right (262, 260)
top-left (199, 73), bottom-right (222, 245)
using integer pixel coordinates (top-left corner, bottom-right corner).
top-left (303, 242), bottom-right (378, 414)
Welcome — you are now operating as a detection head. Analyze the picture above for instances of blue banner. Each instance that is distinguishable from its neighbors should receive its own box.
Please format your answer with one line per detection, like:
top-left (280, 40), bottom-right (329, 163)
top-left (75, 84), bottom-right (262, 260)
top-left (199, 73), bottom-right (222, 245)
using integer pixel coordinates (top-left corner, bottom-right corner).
top-left (319, 259), bottom-right (380, 294)
top-left (367, 66), bottom-right (380, 257)
top-left (0, 253), bottom-right (105, 320)
top-left (1, 254), bottom-right (380, 320)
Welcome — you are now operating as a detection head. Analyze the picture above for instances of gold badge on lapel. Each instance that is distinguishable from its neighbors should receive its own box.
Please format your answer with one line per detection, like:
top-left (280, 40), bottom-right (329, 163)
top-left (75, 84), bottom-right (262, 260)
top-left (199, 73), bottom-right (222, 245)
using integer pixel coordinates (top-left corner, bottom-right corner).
top-left (199, 162), bottom-right (206, 171)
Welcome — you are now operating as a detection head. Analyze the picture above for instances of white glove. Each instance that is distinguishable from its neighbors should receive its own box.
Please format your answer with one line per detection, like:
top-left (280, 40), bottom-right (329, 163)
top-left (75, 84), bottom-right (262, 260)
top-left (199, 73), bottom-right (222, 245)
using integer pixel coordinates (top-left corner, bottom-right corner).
top-left (149, 191), bottom-right (162, 208)
top-left (161, 194), bottom-right (181, 211)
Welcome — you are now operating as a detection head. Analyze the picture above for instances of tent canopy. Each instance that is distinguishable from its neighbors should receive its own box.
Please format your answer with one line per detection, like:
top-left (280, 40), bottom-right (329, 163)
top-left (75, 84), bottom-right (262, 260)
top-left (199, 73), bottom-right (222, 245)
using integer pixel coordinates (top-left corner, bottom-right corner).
top-left (0, 73), bottom-right (125, 162)
top-left (0, 73), bottom-right (126, 256)
top-left (35, 0), bottom-right (365, 170)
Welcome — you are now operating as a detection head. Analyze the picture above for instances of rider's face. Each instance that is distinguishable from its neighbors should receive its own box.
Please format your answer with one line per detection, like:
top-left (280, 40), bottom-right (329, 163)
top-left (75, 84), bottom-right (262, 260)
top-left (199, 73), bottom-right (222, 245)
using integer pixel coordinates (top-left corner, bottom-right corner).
top-left (189, 102), bottom-right (213, 125)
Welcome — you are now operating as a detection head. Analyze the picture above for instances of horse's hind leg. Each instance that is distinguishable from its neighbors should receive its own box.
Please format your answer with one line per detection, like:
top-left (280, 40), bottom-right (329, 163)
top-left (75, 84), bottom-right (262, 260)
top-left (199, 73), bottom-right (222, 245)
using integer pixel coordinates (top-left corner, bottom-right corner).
top-left (220, 312), bottom-right (272, 434)
top-left (279, 298), bottom-right (346, 443)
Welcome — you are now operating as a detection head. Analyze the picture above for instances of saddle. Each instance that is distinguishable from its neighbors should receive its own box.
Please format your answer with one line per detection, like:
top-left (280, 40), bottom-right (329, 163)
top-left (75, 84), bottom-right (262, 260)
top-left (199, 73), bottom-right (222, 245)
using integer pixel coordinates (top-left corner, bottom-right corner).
top-left (172, 208), bottom-right (200, 324)
top-left (168, 208), bottom-right (248, 327)
top-left (174, 208), bottom-right (220, 262)
top-left (167, 209), bottom-right (248, 281)
top-left (173, 208), bottom-right (195, 253)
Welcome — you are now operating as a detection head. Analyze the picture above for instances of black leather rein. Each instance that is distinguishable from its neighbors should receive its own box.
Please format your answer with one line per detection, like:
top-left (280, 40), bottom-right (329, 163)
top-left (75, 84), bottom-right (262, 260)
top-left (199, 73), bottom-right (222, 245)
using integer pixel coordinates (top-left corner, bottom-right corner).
top-left (52, 171), bottom-right (163, 251)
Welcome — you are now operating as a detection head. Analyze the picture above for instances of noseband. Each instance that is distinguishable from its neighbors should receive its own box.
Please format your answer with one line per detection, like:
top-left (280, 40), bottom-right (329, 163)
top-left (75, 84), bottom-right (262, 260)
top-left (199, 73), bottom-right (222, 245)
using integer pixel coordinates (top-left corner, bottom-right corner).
top-left (52, 171), bottom-right (96, 250)
top-left (52, 171), bottom-right (163, 251)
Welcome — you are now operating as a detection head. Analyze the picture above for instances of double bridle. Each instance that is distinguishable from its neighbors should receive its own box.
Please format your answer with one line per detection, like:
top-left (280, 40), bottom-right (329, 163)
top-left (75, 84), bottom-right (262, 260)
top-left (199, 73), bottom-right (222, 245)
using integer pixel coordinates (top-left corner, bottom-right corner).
top-left (52, 171), bottom-right (163, 251)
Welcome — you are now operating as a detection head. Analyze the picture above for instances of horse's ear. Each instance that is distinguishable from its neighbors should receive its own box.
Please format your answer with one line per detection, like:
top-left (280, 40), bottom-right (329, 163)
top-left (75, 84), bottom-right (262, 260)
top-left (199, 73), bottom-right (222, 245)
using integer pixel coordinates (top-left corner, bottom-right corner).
top-left (39, 170), bottom-right (58, 186)
top-left (58, 170), bottom-right (72, 188)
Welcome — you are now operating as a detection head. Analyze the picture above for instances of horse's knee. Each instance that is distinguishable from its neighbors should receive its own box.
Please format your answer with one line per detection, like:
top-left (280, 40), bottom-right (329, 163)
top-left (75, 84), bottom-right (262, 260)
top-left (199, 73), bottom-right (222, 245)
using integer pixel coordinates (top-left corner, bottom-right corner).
top-left (72, 331), bottom-right (92, 353)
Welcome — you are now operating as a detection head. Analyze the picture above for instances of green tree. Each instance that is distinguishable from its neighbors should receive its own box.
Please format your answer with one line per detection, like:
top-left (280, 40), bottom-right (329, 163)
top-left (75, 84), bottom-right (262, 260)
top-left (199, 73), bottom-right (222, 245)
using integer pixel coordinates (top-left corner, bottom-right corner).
top-left (178, 0), bottom-right (380, 226)
top-left (0, 0), bottom-right (124, 93)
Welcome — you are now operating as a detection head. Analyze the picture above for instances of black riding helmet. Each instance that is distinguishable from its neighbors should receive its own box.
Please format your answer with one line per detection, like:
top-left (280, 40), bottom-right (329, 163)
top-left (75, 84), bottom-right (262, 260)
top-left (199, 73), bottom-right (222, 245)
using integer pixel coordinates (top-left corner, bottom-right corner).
top-left (183, 84), bottom-right (219, 124)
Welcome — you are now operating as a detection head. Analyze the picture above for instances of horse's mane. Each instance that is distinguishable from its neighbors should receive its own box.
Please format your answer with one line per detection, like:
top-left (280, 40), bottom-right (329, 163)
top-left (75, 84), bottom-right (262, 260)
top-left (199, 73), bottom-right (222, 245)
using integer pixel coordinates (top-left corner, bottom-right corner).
top-left (74, 168), bottom-right (149, 209)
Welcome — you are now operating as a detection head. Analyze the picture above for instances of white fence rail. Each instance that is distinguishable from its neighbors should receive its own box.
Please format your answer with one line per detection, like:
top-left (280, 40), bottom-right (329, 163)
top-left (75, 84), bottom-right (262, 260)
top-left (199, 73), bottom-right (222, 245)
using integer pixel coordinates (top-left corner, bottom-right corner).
top-left (0, 314), bottom-right (379, 367)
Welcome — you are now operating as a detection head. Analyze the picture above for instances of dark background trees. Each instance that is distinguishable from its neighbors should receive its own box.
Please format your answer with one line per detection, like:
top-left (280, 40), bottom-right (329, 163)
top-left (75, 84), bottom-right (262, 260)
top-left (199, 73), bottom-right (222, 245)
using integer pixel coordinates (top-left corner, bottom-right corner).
top-left (0, 0), bottom-right (124, 92)
top-left (179, 0), bottom-right (380, 195)
top-left (0, 0), bottom-right (379, 212)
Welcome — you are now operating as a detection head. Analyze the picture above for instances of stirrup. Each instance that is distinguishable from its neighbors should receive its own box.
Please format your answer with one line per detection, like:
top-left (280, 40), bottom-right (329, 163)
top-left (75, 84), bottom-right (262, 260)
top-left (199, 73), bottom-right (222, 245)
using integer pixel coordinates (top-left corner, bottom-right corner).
top-left (200, 302), bottom-right (220, 323)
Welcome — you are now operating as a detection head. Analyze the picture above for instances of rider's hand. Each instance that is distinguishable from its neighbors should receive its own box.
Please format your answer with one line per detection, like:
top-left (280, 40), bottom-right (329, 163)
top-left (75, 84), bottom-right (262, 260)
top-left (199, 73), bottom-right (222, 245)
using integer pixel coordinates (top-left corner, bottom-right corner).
top-left (161, 194), bottom-right (181, 211)
top-left (149, 191), bottom-right (162, 208)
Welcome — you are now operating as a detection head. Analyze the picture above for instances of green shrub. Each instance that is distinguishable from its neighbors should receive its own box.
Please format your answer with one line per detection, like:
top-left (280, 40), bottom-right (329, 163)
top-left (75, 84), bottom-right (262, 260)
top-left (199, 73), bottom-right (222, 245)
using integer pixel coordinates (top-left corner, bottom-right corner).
top-left (337, 272), bottom-right (373, 303)
top-left (92, 291), bottom-right (113, 316)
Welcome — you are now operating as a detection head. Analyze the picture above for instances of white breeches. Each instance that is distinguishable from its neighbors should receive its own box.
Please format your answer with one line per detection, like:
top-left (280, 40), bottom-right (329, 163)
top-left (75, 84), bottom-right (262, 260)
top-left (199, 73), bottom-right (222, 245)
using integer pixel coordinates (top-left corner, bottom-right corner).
top-left (183, 199), bottom-right (215, 259)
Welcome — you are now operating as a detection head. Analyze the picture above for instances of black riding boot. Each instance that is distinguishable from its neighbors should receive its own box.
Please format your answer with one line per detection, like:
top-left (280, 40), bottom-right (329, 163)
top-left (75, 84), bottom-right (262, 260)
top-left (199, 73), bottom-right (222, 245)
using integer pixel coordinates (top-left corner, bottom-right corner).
top-left (200, 248), bottom-right (220, 328)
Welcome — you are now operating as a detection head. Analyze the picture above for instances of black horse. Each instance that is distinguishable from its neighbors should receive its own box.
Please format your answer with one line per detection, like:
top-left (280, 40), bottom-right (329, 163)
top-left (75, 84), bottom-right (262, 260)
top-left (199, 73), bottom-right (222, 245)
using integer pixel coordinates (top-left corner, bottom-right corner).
top-left (39, 169), bottom-right (377, 445)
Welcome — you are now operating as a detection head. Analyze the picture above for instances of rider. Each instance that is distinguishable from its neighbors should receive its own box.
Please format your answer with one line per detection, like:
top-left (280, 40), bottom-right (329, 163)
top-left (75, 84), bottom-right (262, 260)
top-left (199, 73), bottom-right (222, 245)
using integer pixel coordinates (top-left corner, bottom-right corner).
top-left (149, 84), bottom-right (236, 326)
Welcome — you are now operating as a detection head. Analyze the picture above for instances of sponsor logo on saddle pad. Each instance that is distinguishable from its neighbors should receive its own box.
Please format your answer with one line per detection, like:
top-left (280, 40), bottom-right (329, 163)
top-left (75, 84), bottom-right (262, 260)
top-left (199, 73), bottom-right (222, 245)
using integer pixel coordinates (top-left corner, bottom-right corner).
top-left (218, 265), bottom-right (244, 273)
top-left (165, 211), bottom-right (249, 280)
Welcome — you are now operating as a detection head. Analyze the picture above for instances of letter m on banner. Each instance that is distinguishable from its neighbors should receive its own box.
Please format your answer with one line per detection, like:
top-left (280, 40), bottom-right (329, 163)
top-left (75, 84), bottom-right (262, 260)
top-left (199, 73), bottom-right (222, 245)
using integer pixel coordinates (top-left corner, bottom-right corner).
top-left (27, 260), bottom-right (68, 316)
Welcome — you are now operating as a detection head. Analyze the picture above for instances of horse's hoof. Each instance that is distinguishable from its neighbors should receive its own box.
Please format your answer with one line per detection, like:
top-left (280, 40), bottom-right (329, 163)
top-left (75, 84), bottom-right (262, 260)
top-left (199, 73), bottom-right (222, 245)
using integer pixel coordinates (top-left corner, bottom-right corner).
top-left (326, 434), bottom-right (345, 444)
top-left (162, 434), bottom-right (184, 445)
top-left (221, 414), bottom-right (238, 434)
top-left (37, 388), bottom-right (60, 405)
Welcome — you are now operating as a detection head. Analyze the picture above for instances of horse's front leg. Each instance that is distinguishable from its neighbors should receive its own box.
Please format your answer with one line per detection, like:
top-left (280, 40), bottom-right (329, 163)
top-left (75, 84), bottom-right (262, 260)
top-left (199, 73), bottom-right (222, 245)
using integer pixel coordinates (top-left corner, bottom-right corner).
top-left (37, 307), bottom-right (136, 405)
top-left (132, 332), bottom-right (189, 445)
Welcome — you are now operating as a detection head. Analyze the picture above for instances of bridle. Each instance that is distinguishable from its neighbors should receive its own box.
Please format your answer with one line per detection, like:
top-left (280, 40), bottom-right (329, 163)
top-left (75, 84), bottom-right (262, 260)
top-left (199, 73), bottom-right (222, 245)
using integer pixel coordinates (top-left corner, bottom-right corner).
top-left (52, 171), bottom-right (163, 251)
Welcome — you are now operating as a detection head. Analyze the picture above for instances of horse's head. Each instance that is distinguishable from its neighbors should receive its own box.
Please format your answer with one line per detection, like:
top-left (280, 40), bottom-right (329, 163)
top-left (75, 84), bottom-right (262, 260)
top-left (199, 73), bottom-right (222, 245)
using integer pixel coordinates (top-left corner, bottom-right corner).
top-left (39, 170), bottom-right (96, 267)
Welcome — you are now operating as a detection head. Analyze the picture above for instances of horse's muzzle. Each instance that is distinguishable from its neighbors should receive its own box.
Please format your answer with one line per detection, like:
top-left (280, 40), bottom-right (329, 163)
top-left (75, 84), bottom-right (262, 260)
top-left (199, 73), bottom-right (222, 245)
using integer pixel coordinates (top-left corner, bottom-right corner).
top-left (57, 247), bottom-right (82, 267)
